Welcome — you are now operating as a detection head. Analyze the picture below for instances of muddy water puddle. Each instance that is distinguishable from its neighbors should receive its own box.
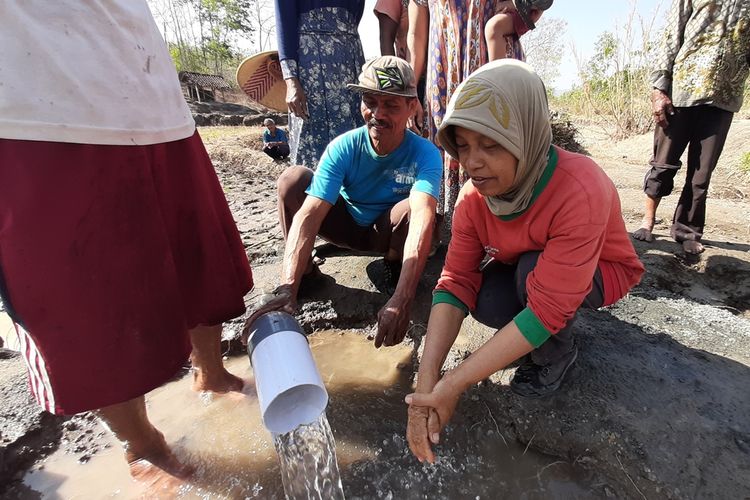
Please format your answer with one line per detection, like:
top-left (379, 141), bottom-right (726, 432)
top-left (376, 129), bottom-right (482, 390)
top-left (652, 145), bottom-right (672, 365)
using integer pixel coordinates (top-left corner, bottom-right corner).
top-left (23, 330), bottom-right (596, 498)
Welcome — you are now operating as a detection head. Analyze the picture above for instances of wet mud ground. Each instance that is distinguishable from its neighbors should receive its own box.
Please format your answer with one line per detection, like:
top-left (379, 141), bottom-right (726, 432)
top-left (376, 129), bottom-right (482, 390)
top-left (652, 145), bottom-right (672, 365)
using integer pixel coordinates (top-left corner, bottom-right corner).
top-left (1, 122), bottom-right (749, 498)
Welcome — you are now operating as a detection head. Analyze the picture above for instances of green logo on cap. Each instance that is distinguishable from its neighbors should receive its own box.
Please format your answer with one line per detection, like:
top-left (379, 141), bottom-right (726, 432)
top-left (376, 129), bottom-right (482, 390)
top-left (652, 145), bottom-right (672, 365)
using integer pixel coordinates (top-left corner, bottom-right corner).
top-left (375, 67), bottom-right (404, 90)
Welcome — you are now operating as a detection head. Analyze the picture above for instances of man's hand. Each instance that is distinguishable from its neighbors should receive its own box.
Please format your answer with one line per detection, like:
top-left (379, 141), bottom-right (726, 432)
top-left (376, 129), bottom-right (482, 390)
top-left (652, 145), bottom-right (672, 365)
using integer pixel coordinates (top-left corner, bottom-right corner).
top-left (285, 78), bottom-right (309, 119)
top-left (406, 404), bottom-right (441, 463)
top-left (375, 297), bottom-right (412, 348)
top-left (404, 373), bottom-right (463, 459)
top-left (407, 101), bottom-right (426, 136)
top-left (651, 89), bottom-right (674, 128)
top-left (241, 285), bottom-right (296, 344)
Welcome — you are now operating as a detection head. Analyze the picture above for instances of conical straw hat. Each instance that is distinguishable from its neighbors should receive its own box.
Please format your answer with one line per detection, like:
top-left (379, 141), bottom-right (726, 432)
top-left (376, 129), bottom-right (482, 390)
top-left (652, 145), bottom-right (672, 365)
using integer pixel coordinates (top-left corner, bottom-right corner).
top-left (236, 51), bottom-right (287, 112)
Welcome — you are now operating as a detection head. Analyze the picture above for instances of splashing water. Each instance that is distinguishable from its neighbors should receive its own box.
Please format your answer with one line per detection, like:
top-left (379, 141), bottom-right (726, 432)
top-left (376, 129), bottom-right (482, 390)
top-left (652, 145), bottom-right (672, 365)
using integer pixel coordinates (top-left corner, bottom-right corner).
top-left (273, 412), bottom-right (345, 500)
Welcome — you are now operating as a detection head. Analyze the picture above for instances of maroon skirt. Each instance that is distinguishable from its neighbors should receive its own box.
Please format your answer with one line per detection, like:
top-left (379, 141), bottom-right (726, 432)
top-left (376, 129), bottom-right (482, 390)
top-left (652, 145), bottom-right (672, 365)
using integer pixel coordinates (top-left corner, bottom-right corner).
top-left (0, 132), bottom-right (253, 415)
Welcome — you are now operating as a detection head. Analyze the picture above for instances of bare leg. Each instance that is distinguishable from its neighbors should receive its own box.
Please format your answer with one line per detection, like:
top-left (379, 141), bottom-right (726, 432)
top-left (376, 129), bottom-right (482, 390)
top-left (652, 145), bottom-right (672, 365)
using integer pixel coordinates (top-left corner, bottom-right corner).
top-left (189, 324), bottom-right (243, 393)
top-left (632, 195), bottom-right (661, 242)
top-left (96, 396), bottom-right (193, 493)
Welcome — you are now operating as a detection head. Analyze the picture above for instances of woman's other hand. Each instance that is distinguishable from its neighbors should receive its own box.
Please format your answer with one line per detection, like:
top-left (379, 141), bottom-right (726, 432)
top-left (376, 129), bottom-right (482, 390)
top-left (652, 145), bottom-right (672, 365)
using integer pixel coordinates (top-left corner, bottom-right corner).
top-left (285, 77), bottom-right (309, 119)
top-left (406, 404), bottom-right (441, 463)
top-left (405, 372), bottom-right (464, 462)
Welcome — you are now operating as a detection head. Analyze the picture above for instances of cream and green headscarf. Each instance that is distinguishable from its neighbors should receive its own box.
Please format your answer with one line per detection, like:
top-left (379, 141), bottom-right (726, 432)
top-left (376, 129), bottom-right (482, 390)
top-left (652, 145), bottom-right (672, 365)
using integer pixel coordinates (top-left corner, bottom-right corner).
top-left (437, 59), bottom-right (552, 217)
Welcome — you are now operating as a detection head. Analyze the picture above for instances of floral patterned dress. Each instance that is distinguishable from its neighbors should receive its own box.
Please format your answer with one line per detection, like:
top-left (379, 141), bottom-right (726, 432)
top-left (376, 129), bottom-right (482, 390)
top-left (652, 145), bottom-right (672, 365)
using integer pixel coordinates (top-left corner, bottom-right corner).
top-left (278, 6), bottom-right (365, 168)
top-left (414, 0), bottom-right (524, 227)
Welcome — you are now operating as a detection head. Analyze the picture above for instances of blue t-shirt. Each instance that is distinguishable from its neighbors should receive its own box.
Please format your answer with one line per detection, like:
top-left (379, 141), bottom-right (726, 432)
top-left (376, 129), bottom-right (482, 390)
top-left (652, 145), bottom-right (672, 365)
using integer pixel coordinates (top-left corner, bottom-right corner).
top-left (263, 128), bottom-right (287, 144)
top-left (306, 127), bottom-right (442, 226)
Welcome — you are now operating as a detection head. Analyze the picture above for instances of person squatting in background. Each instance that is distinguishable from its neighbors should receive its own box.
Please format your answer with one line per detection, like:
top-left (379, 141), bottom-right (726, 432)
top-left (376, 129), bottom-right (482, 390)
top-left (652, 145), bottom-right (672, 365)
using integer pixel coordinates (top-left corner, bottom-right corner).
top-left (262, 118), bottom-right (290, 161)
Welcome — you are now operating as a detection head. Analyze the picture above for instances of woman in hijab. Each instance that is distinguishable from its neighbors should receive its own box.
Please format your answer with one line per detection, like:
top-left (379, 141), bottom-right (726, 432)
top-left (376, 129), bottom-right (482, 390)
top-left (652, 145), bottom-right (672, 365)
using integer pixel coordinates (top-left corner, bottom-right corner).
top-left (403, 60), bottom-right (644, 463)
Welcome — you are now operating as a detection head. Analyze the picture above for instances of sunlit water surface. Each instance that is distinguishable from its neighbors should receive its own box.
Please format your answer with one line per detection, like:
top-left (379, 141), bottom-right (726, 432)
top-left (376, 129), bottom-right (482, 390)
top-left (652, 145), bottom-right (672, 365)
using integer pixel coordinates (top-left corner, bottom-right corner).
top-left (22, 330), bottom-right (597, 499)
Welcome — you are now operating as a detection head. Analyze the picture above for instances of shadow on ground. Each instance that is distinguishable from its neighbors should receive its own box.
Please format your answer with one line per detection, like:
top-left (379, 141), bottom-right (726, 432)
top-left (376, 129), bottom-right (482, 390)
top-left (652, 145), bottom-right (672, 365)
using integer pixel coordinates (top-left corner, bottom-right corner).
top-left (632, 236), bottom-right (750, 316)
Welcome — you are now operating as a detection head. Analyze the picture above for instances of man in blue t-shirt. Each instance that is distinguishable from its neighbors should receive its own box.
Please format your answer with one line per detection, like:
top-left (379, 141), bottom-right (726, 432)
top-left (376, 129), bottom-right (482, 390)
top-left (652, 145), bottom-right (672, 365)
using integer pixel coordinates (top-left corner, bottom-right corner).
top-left (262, 118), bottom-right (290, 160)
top-left (248, 56), bottom-right (441, 348)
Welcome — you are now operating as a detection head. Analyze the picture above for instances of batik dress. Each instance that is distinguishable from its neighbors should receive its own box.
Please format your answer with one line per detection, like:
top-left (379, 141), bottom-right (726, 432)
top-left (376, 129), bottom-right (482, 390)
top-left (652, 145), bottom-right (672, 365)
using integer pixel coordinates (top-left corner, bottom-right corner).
top-left (275, 0), bottom-right (366, 168)
top-left (414, 0), bottom-right (523, 228)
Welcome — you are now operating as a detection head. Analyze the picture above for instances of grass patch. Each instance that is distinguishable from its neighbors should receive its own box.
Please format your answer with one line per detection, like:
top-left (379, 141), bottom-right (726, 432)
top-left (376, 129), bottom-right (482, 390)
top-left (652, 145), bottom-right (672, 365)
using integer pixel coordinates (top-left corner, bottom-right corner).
top-left (198, 126), bottom-right (263, 142)
top-left (741, 152), bottom-right (750, 174)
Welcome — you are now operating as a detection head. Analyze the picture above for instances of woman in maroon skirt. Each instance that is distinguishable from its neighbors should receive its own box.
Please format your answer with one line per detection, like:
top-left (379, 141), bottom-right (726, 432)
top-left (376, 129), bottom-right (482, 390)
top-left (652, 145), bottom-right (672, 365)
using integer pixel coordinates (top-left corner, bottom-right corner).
top-left (0, 0), bottom-right (253, 491)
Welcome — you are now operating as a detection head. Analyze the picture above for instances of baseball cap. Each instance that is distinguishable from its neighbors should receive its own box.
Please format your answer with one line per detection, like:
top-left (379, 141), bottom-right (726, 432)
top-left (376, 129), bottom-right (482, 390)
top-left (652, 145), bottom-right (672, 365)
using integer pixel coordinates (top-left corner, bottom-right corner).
top-left (347, 56), bottom-right (418, 98)
top-left (512, 0), bottom-right (553, 30)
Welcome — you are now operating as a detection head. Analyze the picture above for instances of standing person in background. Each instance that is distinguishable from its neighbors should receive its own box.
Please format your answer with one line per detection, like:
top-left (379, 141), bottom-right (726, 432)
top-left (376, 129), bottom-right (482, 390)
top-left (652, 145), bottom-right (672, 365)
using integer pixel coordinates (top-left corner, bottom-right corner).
top-left (0, 0), bottom-right (253, 492)
top-left (376, 0), bottom-right (429, 136)
top-left (274, 0), bottom-right (366, 168)
top-left (262, 118), bottom-right (290, 161)
top-left (485, 0), bottom-right (552, 61)
top-left (407, 0), bottom-right (526, 235)
top-left (632, 0), bottom-right (750, 254)
top-left (375, 0), bottom-right (410, 60)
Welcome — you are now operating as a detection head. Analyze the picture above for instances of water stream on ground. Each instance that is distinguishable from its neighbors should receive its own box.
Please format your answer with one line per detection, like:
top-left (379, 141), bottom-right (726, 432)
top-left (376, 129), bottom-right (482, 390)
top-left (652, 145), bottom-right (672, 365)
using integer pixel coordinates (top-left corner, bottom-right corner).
top-left (22, 330), bottom-right (598, 499)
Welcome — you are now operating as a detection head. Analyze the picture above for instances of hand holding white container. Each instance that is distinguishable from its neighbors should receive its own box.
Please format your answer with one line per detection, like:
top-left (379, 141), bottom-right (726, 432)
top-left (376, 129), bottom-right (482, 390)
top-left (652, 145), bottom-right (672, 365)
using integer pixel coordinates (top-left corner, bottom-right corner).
top-left (247, 311), bottom-right (329, 434)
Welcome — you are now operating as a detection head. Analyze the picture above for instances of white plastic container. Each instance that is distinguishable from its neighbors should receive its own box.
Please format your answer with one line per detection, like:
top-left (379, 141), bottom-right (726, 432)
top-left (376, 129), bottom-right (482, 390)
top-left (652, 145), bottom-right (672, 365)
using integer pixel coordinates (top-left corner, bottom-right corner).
top-left (247, 311), bottom-right (328, 434)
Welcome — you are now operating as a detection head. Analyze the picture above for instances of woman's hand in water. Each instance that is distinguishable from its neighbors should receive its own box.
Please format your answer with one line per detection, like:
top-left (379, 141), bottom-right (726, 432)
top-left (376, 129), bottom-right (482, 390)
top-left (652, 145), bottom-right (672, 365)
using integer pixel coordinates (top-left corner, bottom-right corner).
top-left (240, 285), bottom-right (296, 344)
top-left (285, 78), bottom-right (309, 119)
top-left (405, 371), bottom-right (464, 460)
top-left (406, 404), bottom-right (441, 463)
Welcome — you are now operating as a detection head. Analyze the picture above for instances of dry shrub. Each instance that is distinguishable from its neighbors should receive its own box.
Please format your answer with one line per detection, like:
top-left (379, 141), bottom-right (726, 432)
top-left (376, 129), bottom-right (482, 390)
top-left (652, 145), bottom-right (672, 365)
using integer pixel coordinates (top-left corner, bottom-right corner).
top-left (550, 112), bottom-right (588, 155)
top-left (555, 1), bottom-right (664, 140)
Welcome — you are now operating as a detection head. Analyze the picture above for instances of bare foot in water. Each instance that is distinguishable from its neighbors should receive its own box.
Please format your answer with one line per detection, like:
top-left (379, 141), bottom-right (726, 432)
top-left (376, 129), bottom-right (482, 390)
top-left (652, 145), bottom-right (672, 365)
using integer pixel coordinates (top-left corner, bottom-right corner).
top-left (192, 368), bottom-right (244, 393)
top-left (632, 219), bottom-right (655, 242)
top-left (682, 240), bottom-right (705, 254)
top-left (130, 456), bottom-right (193, 497)
top-left (127, 430), bottom-right (194, 496)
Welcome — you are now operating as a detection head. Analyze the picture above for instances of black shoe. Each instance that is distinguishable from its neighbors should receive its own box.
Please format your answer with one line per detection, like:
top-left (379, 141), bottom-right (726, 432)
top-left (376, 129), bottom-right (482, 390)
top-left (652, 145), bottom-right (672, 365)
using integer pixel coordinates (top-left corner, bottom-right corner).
top-left (510, 346), bottom-right (578, 398)
top-left (365, 259), bottom-right (402, 296)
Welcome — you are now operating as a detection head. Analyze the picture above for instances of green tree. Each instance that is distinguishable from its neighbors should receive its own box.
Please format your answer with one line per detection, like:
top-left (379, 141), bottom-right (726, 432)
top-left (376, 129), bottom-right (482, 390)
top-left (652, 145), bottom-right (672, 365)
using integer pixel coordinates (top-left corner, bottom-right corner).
top-left (149, 0), bottom-right (256, 80)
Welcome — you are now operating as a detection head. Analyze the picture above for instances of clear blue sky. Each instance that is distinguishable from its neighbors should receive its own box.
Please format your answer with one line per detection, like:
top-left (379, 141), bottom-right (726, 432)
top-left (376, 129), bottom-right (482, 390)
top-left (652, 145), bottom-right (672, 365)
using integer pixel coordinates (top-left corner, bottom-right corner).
top-left (358, 0), bottom-right (666, 91)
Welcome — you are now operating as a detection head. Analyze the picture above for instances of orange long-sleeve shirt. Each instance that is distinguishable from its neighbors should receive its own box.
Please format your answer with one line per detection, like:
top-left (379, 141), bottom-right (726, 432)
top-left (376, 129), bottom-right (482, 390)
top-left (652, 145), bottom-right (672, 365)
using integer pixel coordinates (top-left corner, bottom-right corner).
top-left (435, 147), bottom-right (644, 341)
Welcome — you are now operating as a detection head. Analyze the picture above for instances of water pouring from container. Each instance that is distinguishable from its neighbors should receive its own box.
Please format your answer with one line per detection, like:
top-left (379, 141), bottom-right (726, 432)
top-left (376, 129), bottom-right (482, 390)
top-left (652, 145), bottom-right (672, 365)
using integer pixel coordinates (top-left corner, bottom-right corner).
top-left (246, 311), bottom-right (345, 499)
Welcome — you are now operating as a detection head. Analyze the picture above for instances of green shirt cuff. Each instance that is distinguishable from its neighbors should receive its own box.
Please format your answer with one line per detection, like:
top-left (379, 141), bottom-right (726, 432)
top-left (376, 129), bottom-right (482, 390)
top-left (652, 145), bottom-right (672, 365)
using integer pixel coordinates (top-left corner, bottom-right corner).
top-left (432, 290), bottom-right (469, 316)
top-left (513, 307), bottom-right (552, 348)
